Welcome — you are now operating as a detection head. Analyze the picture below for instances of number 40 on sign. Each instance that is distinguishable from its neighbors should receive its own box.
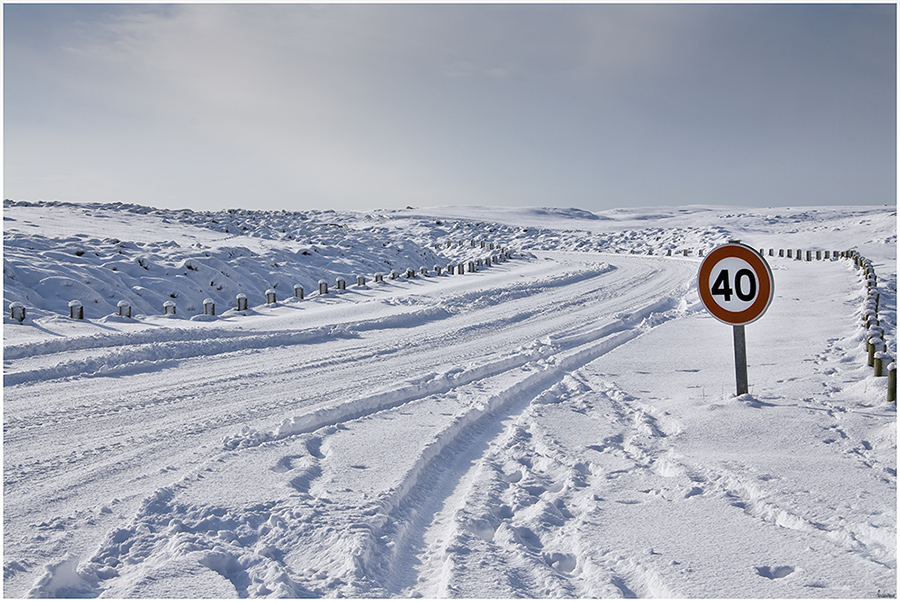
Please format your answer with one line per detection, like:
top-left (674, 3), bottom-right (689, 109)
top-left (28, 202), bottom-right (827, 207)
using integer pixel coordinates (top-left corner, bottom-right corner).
top-left (697, 241), bottom-right (774, 395)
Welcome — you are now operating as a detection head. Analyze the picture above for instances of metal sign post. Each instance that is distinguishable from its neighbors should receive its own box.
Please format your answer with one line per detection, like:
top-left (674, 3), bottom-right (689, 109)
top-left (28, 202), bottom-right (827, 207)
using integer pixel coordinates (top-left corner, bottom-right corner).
top-left (697, 241), bottom-right (774, 396)
top-left (733, 324), bottom-right (749, 395)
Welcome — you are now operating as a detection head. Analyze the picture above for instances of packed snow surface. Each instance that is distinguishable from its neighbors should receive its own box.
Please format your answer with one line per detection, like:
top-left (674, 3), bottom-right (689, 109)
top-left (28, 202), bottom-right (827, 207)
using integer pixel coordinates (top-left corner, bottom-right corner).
top-left (3, 200), bottom-right (896, 598)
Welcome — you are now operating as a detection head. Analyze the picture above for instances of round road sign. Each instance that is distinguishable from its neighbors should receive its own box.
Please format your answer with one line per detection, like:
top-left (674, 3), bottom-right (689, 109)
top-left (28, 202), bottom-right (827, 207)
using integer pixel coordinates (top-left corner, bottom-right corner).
top-left (698, 242), bottom-right (774, 325)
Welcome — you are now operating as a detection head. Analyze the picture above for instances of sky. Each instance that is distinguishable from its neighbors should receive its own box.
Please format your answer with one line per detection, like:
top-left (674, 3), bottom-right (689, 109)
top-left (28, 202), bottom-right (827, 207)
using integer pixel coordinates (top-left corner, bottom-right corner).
top-left (3, 3), bottom-right (896, 213)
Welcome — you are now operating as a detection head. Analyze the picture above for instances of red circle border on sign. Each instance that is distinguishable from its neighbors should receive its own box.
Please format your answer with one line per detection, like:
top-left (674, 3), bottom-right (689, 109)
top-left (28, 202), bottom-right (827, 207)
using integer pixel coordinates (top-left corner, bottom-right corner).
top-left (697, 243), bottom-right (774, 325)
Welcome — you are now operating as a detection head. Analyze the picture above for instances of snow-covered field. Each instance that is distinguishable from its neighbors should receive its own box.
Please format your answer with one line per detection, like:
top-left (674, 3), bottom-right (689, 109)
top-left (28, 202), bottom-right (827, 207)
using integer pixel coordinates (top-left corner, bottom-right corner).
top-left (3, 200), bottom-right (896, 598)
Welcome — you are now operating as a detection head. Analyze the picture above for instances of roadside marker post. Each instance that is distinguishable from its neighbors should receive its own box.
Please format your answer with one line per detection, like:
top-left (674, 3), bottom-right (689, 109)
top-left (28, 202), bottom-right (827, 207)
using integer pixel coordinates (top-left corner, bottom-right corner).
top-left (9, 302), bottom-right (25, 322)
top-left (697, 241), bottom-right (775, 396)
top-left (69, 300), bottom-right (84, 320)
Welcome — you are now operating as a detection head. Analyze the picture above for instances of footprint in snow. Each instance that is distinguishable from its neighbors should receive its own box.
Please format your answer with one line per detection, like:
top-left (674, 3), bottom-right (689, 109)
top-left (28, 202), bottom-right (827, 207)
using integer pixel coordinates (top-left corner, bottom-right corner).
top-left (513, 526), bottom-right (543, 550)
top-left (756, 565), bottom-right (795, 579)
top-left (543, 552), bottom-right (577, 573)
top-left (305, 437), bottom-right (325, 459)
top-left (683, 486), bottom-right (703, 498)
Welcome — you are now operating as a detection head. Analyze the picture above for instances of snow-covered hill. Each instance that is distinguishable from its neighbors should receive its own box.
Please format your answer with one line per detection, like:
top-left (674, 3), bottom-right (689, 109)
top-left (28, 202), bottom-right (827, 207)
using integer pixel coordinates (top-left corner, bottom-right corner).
top-left (3, 200), bottom-right (896, 598)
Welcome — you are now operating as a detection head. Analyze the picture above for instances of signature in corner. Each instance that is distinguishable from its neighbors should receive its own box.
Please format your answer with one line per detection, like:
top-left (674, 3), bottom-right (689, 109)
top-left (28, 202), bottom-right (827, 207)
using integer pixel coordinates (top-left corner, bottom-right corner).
top-left (876, 590), bottom-right (895, 599)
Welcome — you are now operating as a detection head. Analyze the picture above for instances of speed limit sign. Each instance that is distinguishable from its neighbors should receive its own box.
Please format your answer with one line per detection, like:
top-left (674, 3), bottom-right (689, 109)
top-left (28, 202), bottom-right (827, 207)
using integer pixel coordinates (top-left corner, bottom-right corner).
top-left (697, 241), bottom-right (774, 396)
top-left (698, 242), bottom-right (774, 325)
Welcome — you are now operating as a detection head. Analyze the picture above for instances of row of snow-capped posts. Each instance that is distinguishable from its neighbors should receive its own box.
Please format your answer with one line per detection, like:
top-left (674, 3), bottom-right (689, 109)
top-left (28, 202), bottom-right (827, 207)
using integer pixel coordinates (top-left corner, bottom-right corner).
top-left (762, 248), bottom-right (843, 260)
top-left (643, 247), bottom-right (845, 260)
top-left (11, 249), bottom-right (515, 323)
top-left (846, 249), bottom-right (895, 402)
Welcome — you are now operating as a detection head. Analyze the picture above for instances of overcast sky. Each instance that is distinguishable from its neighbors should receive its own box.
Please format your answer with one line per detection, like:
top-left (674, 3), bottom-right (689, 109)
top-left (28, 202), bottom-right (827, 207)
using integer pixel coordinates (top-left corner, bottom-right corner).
top-left (4, 3), bottom-right (896, 213)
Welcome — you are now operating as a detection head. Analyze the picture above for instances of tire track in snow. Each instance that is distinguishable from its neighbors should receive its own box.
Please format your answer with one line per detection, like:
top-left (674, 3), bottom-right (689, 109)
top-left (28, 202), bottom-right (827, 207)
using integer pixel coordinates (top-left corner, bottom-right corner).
top-left (58, 294), bottom-right (691, 599)
top-left (400, 371), bottom-right (684, 598)
top-left (222, 295), bottom-right (678, 450)
top-left (331, 297), bottom-right (692, 596)
top-left (340, 333), bottom-right (641, 596)
top-left (220, 260), bottom-right (690, 453)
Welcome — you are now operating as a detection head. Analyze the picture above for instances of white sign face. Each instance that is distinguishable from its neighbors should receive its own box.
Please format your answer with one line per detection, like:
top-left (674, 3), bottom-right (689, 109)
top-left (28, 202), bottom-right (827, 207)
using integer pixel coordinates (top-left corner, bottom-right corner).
top-left (706, 256), bottom-right (760, 313)
top-left (698, 243), bottom-right (774, 325)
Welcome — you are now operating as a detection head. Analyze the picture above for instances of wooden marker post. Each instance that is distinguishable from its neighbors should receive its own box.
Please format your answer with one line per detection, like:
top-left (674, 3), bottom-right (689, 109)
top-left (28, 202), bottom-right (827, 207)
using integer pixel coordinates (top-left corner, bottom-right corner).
top-left (69, 300), bottom-right (84, 320)
top-left (698, 241), bottom-right (775, 396)
top-left (9, 302), bottom-right (25, 322)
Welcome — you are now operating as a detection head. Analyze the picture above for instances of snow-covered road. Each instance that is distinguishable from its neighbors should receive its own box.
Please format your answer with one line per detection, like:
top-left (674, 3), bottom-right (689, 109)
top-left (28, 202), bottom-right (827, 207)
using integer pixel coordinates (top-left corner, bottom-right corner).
top-left (4, 202), bottom-right (895, 598)
top-left (4, 252), bottom-right (693, 594)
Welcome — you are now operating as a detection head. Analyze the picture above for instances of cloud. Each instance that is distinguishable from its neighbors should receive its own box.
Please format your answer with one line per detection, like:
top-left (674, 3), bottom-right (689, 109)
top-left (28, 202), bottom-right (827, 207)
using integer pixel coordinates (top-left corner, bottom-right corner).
top-left (4, 4), bottom-right (895, 211)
